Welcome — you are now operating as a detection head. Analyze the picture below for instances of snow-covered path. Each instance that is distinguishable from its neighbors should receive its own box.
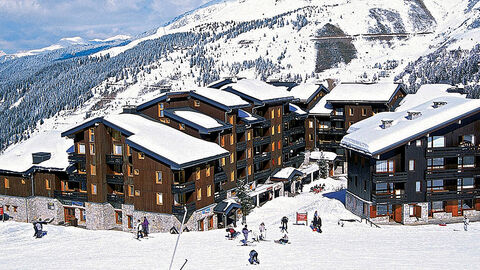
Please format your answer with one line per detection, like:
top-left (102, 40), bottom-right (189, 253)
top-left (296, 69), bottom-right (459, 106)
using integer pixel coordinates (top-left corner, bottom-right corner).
top-left (1, 179), bottom-right (479, 269)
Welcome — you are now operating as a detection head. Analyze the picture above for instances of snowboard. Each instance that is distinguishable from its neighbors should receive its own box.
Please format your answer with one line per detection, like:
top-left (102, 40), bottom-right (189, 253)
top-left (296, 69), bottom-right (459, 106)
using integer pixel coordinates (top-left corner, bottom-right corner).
top-left (274, 240), bottom-right (291, 245)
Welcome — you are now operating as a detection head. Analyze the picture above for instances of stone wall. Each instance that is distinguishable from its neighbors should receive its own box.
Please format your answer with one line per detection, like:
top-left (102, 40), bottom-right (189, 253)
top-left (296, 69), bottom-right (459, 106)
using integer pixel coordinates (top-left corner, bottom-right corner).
top-left (27, 196), bottom-right (64, 225)
top-left (371, 216), bottom-right (389, 224)
top-left (402, 203), bottom-right (428, 225)
top-left (463, 209), bottom-right (480, 218)
top-left (0, 195), bottom-right (28, 222)
top-left (85, 202), bottom-right (116, 230)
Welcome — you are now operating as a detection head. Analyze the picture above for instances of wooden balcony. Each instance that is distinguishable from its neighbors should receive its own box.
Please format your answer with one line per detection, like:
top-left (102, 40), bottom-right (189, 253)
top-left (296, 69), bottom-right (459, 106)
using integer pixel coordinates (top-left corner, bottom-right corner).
top-left (283, 126), bottom-right (304, 137)
top-left (426, 189), bottom-right (480, 201)
top-left (106, 154), bottom-right (123, 165)
top-left (54, 190), bottom-right (87, 203)
top-left (330, 115), bottom-right (344, 121)
top-left (237, 159), bottom-right (247, 169)
top-left (214, 171), bottom-right (227, 183)
top-left (172, 181), bottom-right (195, 194)
top-left (371, 193), bottom-right (406, 204)
top-left (68, 173), bottom-right (87, 183)
top-left (426, 146), bottom-right (480, 158)
top-left (254, 169), bottom-right (271, 181)
top-left (172, 202), bottom-right (196, 215)
top-left (106, 174), bottom-right (124, 185)
top-left (107, 193), bottom-right (125, 209)
top-left (68, 153), bottom-right (86, 163)
top-left (284, 154), bottom-right (305, 167)
top-left (425, 167), bottom-right (480, 180)
top-left (236, 125), bottom-right (246, 133)
top-left (236, 141), bottom-right (247, 151)
top-left (254, 152), bottom-right (271, 164)
top-left (253, 136), bottom-right (271, 147)
top-left (282, 140), bottom-right (306, 154)
top-left (214, 190), bottom-right (228, 203)
top-left (372, 172), bottom-right (408, 183)
top-left (317, 128), bottom-right (346, 136)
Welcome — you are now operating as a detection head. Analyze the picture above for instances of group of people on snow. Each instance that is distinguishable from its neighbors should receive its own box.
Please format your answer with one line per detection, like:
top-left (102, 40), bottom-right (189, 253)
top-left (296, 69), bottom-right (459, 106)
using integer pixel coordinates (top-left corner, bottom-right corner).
top-left (136, 217), bottom-right (149, 239)
top-left (312, 210), bottom-right (322, 233)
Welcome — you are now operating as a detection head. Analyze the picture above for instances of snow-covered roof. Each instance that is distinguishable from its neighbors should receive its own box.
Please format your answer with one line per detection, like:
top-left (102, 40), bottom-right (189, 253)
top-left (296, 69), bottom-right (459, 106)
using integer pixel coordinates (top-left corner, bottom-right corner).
top-left (289, 83), bottom-right (325, 103)
top-left (298, 163), bottom-right (320, 175)
top-left (238, 109), bottom-right (264, 124)
top-left (0, 130), bottom-right (72, 174)
top-left (272, 167), bottom-right (301, 180)
top-left (222, 79), bottom-right (294, 104)
top-left (395, 84), bottom-right (466, 111)
top-left (63, 114), bottom-right (229, 169)
top-left (190, 87), bottom-right (250, 110)
top-left (341, 96), bottom-right (480, 156)
top-left (249, 182), bottom-right (284, 197)
top-left (326, 83), bottom-right (403, 103)
top-left (309, 86), bottom-right (337, 115)
top-left (288, 103), bottom-right (307, 116)
top-left (136, 91), bottom-right (190, 110)
top-left (166, 107), bottom-right (231, 133)
top-left (310, 151), bottom-right (337, 161)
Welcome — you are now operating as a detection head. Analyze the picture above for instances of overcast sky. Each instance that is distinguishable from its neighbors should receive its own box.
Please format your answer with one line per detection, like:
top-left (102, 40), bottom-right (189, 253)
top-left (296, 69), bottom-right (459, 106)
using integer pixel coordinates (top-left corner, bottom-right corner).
top-left (0, 0), bottom-right (211, 54)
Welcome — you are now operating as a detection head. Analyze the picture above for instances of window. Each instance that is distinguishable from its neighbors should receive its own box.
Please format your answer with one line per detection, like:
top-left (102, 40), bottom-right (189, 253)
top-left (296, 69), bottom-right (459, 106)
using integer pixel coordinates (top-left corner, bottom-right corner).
top-left (230, 153), bottom-right (235, 164)
top-left (272, 159), bottom-right (276, 166)
top-left (221, 157), bottom-right (225, 166)
top-left (427, 158), bottom-right (444, 169)
top-left (335, 108), bottom-right (344, 116)
top-left (158, 103), bottom-right (164, 117)
top-left (207, 185), bottom-right (212, 197)
top-left (277, 141), bottom-right (281, 150)
top-left (427, 180), bottom-right (444, 191)
top-left (277, 108), bottom-right (281, 117)
top-left (271, 110), bottom-right (274, 119)
top-left (4, 178), bottom-right (9, 189)
top-left (248, 165), bottom-right (252, 176)
top-left (221, 136), bottom-right (225, 147)
top-left (229, 115), bottom-right (234, 124)
top-left (271, 142), bottom-right (275, 152)
top-left (45, 179), bottom-right (51, 190)
top-left (21, 179), bottom-right (25, 185)
top-left (156, 171), bottom-right (163, 184)
top-left (230, 171), bottom-right (234, 182)
top-left (128, 185), bottom-right (134, 197)
top-left (112, 130), bottom-right (121, 141)
top-left (460, 134), bottom-right (475, 145)
top-left (375, 160), bottom-right (394, 173)
top-left (375, 182), bottom-right (393, 194)
top-left (459, 178), bottom-right (474, 189)
top-left (427, 136), bottom-right (445, 148)
top-left (90, 164), bottom-right (96, 175)
top-left (89, 128), bottom-right (95, 142)
top-left (135, 190), bottom-right (140, 196)
top-left (376, 204), bottom-right (391, 216)
top-left (134, 169), bottom-right (140, 175)
top-left (206, 165), bottom-right (211, 177)
top-left (458, 156), bottom-right (474, 168)
top-left (308, 134), bottom-right (313, 141)
top-left (78, 144), bottom-right (86, 154)
top-left (362, 108), bottom-right (367, 116)
top-left (128, 165), bottom-right (133, 176)
top-left (431, 201), bottom-right (444, 211)
top-left (138, 152), bottom-right (145, 159)
top-left (276, 125), bottom-right (281, 134)
top-left (113, 144), bottom-right (122, 155)
top-left (309, 120), bottom-right (313, 128)
top-left (271, 126), bottom-right (275, 135)
top-left (91, 184), bottom-right (97, 195)
top-left (165, 118), bottom-right (171, 124)
top-left (416, 181), bottom-right (421, 192)
top-left (318, 121), bottom-right (330, 129)
top-left (156, 193), bottom-right (163, 205)
top-left (230, 134), bottom-right (234, 145)
top-left (127, 215), bottom-right (133, 228)
top-left (179, 124), bottom-right (185, 130)
top-left (409, 205), bottom-right (415, 217)
top-left (409, 160), bottom-right (415, 171)
top-left (460, 199), bottom-right (474, 210)
top-left (115, 211), bottom-right (123, 224)
top-left (194, 100), bottom-right (200, 107)
top-left (80, 209), bottom-right (85, 222)
top-left (278, 156), bottom-right (281, 165)
top-left (349, 108), bottom-right (354, 116)
top-left (416, 140), bottom-right (422, 147)
top-left (247, 148), bottom-right (252, 158)
top-left (126, 145), bottom-right (131, 156)
top-left (247, 131), bottom-right (252, 141)
top-left (197, 188), bottom-right (202, 201)
top-left (196, 168), bottom-right (201, 180)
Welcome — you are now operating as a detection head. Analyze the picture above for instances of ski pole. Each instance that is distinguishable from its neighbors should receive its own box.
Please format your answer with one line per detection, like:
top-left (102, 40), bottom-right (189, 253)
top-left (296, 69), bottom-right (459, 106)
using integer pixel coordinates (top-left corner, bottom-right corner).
top-left (180, 259), bottom-right (188, 270)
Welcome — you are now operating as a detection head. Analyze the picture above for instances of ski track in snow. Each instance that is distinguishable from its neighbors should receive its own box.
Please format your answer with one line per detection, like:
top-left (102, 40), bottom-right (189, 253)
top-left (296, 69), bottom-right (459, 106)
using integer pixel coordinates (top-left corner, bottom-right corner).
top-left (1, 178), bottom-right (479, 269)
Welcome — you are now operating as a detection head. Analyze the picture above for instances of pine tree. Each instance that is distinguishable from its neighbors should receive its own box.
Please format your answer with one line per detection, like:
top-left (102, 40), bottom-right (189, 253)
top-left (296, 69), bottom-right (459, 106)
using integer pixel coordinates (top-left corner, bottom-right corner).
top-left (236, 178), bottom-right (255, 224)
top-left (318, 158), bottom-right (329, 179)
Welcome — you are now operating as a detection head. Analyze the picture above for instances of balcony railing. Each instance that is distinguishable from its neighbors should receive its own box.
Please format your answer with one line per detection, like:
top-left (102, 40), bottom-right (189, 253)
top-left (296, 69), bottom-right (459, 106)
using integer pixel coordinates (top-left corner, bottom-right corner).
top-left (426, 189), bottom-right (480, 201)
top-left (236, 125), bottom-right (246, 133)
top-left (54, 190), bottom-right (88, 202)
top-left (283, 141), bottom-right (306, 154)
top-left (106, 174), bottom-right (124, 185)
top-left (284, 154), bottom-right (305, 167)
top-left (254, 152), bottom-right (271, 164)
top-left (259, 119), bottom-right (271, 128)
top-left (237, 159), bottom-right (247, 169)
top-left (68, 173), bottom-right (87, 183)
top-left (425, 168), bottom-right (480, 180)
top-left (68, 153), bottom-right (85, 163)
top-left (254, 169), bottom-right (271, 181)
top-left (319, 141), bottom-right (341, 148)
top-left (371, 193), bottom-right (406, 203)
top-left (253, 136), bottom-right (271, 147)
top-left (106, 154), bottom-right (123, 165)
top-left (236, 141), bottom-right (247, 151)
top-left (283, 126), bottom-right (304, 137)
top-left (214, 171), bottom-right (227, 183)
top-left (107, 193), bottom-right (125, 205)
top-left (330, 115), bottom-right (344, 121)
top-left (372, 172), bottom-right (408, 183)
top-left (172, 202), bottom-right (196, 215)
top-left (214, 190), bottom-right (228, 203)
top-left (426, 146), bottom-right (480, 158)
top-left (283, 113), bottom-right (296, 123)
top-left (317, 128), bottom-right (346, 136)
top-left (172, 181), bottom-right (195, 194)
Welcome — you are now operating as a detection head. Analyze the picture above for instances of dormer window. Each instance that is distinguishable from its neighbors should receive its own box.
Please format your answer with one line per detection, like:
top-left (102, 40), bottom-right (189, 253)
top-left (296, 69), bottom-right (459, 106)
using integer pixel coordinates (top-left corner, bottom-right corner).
top-left (433, 101), bottom-right (447, 108)
top-left (407, 111), bottom-right (422, 120)
top-left (381, 119), bottom-right (393, 129)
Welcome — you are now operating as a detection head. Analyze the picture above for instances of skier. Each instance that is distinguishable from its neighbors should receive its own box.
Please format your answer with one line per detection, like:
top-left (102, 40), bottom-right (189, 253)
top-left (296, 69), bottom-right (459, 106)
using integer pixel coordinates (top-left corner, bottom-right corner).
top-left (35, 218), bottom-right (51, 238)
top-left (136, 219), bottom-right (144, 239)
top-left (259, 222), bottom-right (266, 240)
top-left (281, 216), bottom-right (288, 233)
top-left (142, 217), bottom-right (149, 237)
top-left (316, 214), bottom-right (322, 233)
top-left (241, 225), bottom-right (251, 245)
top-left (278, 234), bottom-right (289, 244)
top-left (33, 220), bottom-right (38, 237)
top-left (464, 215), bottom-right (470, 231)
top-left (226, 227), bottom-right (238, 239)
top-left (248, 249), bottom-right (260, 265)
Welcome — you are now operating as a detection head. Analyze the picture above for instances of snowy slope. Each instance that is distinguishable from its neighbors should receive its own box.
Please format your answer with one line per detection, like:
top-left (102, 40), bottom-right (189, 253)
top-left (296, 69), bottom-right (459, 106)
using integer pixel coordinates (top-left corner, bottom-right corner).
top-left (1, 177), bottom-right (479, 269)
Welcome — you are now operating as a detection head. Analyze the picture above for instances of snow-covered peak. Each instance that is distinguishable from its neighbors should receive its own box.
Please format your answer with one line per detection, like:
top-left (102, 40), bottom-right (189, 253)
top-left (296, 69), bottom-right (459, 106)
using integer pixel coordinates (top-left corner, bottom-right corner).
top-left (90, 35), bottom-right (131, 43)
top-left (58, 37), bottom-right (87, 46)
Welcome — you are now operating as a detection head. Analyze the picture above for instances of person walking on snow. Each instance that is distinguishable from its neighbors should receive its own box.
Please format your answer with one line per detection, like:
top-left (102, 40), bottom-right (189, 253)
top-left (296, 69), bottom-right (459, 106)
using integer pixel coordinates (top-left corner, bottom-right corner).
top-left (312, 211), bottom-right (318, 227)
top-left (464, 216), bottom-right (470, 231)
top-left (242, 225), bottom-right (251, 245)
top-left (136, 219), bottom-right (144, 239)
top-left (317, 214), bottom-right (322, 233)
top-left (281, 216), bottom-right (288, 233)
top-left (259, 222), bottom-right (266, 240)
top-left (142, 217), bottom-right (149, 237)
top-left (249, 249), bottom-right (260, 265)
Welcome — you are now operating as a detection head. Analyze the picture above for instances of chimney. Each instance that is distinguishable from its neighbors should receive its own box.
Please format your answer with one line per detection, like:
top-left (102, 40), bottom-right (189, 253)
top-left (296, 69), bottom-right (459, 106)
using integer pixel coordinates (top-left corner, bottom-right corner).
top-left (407, 111), bottom-right (422, 120)
top-left (381, 119), bottom-right (394, 129)
top-left (122, 105), bottom-right (137, 114)
top-left (32, 152), bottom-right (51, 164)
top-left (433, 101), bottom-right (447, 108)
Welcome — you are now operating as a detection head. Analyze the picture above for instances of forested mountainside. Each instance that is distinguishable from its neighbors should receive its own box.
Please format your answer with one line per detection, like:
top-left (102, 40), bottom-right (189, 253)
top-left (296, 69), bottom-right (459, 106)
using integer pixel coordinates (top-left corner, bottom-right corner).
top-left (0, 0), bottom-right (479, 152)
